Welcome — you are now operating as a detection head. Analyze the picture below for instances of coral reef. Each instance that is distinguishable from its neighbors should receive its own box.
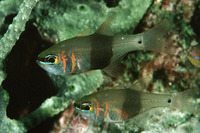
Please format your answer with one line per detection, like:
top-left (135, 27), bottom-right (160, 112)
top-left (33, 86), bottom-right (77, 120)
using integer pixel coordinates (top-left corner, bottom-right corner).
top-left (0, 0), bottom-right (200, 133)
top-left (33, 0), bottom-right (153, 42)
top-left (0, 0), bottom-right (39, 132)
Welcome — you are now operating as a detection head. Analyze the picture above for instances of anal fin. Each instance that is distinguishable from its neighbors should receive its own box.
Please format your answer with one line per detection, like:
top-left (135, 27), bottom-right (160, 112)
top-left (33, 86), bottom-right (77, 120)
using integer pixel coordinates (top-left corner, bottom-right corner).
top-left (103, 58), bottom-right (125, 78)
top-left (129, 76), bottom-right (152, 91)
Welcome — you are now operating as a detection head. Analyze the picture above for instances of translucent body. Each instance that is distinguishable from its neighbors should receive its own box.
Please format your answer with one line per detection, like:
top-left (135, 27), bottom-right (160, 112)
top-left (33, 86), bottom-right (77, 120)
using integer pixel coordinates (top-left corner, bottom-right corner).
top-left (74, 88), bottom-right (199, 123)
top-left (37, 19), bottom-right (172, 75)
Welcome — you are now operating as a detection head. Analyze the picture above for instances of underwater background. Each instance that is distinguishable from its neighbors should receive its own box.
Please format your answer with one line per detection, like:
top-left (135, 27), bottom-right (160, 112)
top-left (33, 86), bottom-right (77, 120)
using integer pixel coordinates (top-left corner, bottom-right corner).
top-left (0, 0), bottom-right (200, 132)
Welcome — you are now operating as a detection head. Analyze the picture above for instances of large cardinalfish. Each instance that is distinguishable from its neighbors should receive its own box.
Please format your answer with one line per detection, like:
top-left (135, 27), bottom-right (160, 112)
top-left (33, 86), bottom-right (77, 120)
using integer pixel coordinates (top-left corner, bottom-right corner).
top-left (37, 16), bottom-right (173, 76)
top-left (188, 44), bottom-right (200, 67)
top-left (74, 88), bottom-right (199, 123)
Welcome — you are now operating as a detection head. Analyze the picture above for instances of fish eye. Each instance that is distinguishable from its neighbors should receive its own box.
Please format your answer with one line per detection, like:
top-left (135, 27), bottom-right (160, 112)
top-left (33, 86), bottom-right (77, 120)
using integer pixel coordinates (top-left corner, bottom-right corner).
top-left (81, 103), bottom-right (93, 112)
top-left (45, 55), bottom-right (59, 64)
top-left (48, 57), bottom-right (55, 63)
top-left (83, 105), bottom-right (90, 110)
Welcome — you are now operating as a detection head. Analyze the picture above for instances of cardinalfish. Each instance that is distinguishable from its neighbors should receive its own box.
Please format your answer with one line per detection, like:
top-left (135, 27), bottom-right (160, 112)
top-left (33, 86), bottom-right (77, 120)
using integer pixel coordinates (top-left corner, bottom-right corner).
top-left (74, 87), bottom-right (199, 123)
top-left (37, 16), bottom-right (174, 76)
top-left (188, 44), bottom-right (200, 67)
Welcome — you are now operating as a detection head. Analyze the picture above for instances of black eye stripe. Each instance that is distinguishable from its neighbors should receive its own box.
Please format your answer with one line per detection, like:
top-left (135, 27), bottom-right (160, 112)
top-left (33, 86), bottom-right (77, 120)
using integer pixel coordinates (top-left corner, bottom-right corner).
top-left (37, 55), bottom-right (57, 63)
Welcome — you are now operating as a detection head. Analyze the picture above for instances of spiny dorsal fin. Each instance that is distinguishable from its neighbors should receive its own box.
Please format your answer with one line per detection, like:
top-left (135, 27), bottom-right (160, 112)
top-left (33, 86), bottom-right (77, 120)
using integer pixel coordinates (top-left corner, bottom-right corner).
top-left (129, 77), bottom-right (152, 91)
top-left (76, 28), bottom-right (90, 37)
top-left (95, 14), bottom-right (115, 36)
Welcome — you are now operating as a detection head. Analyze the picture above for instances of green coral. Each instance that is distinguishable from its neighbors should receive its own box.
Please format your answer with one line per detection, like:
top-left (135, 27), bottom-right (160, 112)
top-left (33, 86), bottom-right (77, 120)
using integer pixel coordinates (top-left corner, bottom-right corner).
top-left (0, 0), bottom-right (39, 132)
top-left (34, 0), bottom-right (153, 41)
top-left (0, 0), bottom-right (23, 27)
top-left (0, 88), bottom-right (26, 133)
top-left (0, 0), bottom-right (39, 84)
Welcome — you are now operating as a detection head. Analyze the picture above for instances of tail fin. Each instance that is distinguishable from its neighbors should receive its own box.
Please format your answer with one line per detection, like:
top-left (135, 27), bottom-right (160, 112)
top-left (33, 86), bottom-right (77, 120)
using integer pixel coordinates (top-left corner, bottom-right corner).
top-left (171, 89), bottom-right (200, 114)
top-left (142, 20), bottom-right (176, 54)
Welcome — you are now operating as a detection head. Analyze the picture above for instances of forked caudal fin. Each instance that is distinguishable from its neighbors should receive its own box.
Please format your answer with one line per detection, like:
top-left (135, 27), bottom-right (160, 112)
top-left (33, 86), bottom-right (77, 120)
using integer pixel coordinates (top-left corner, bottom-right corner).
top-left (170, 88), bottom-right (200, 114)
top-left (142, 20), bottom-right (176, 54)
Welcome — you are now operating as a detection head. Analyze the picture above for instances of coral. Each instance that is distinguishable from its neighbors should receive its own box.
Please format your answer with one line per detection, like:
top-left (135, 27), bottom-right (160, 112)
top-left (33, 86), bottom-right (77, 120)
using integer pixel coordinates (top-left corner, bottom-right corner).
top-left (0, 0), bottom-right (39, 132)
top-left (0, 0), bottom-right (23, 28)
top-left (0, 87), bottom-right (26, 133)
top-left (0, 0), bottom-right (39, 83)
top-left (34, 0), bottom-right (153, 41)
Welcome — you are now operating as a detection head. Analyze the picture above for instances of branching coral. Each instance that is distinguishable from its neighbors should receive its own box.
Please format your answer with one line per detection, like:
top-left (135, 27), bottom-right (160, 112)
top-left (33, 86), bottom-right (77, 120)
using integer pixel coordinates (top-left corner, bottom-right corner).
top-left (0, 0), bottom-right (39, 84)
top-left (0, 0), bottom-right (23, 28)
top-left (0, 0), bottom-right (39, 132)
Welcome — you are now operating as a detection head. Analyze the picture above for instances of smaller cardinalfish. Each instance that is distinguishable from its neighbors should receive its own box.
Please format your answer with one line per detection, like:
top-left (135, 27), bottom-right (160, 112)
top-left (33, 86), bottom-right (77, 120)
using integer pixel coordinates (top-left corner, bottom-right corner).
top-left (188, 44), bottom-right (200, 67)
top-left (37, 16), bottom-right (173, 76)
top-left (74, 88), bottom-right (199, 123)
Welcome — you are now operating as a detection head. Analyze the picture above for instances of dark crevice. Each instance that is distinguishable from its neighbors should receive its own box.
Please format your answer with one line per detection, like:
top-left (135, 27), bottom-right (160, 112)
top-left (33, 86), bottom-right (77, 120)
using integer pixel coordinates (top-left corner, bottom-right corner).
top-left (0, 14), bottom-right (16, 36)
top-left (153, 68), bottom-right (169, 87)
top-left (103, 0), bottom-right (120, 8)
top-left (27, 112), bottom-right (61, 133)
top-left (2, 20), bottom-right (57, 120)
top-left (191, 1), bottom-right (200, 40)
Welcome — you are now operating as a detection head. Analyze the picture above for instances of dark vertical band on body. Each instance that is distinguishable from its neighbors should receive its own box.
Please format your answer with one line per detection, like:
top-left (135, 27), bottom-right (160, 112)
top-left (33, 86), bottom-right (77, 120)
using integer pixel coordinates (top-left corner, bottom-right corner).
top-left (90, 34), bottom-right (113, 69)
top-left (123, 89), bottom-right (141, 119)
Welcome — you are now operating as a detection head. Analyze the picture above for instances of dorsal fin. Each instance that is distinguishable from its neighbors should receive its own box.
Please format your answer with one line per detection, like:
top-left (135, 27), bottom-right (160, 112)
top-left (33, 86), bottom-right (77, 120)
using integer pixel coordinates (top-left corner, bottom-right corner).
top-left (95, 14), bottom-right (115, 36)
top-left (76, 28), bottom-right (90, 37)
top-left (129, 77), bottom-right (152, 91)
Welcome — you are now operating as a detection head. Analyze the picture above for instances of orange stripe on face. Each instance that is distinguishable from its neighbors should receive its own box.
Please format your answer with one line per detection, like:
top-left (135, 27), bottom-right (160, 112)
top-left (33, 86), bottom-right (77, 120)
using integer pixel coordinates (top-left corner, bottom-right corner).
top-left (71, 52), bottom-right (75, 74)
top-left (61, 53), bottom-right (66, 73)
top-left (96, 103), bottom-right (99, 119)
top-left (104, 102), bottom-right (108, 119)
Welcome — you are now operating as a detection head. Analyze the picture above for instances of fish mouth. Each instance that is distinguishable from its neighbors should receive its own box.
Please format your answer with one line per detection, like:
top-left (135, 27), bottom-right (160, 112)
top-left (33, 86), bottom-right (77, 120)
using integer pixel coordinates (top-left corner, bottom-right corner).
top-left (36, 58), bottom-right (47, 68)
top-left (73, 103), bottom-right (80, 108)
top-left (73, 103), bottom-right (81, 110)
top-left (37, 56), bottom-right (47, 64)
